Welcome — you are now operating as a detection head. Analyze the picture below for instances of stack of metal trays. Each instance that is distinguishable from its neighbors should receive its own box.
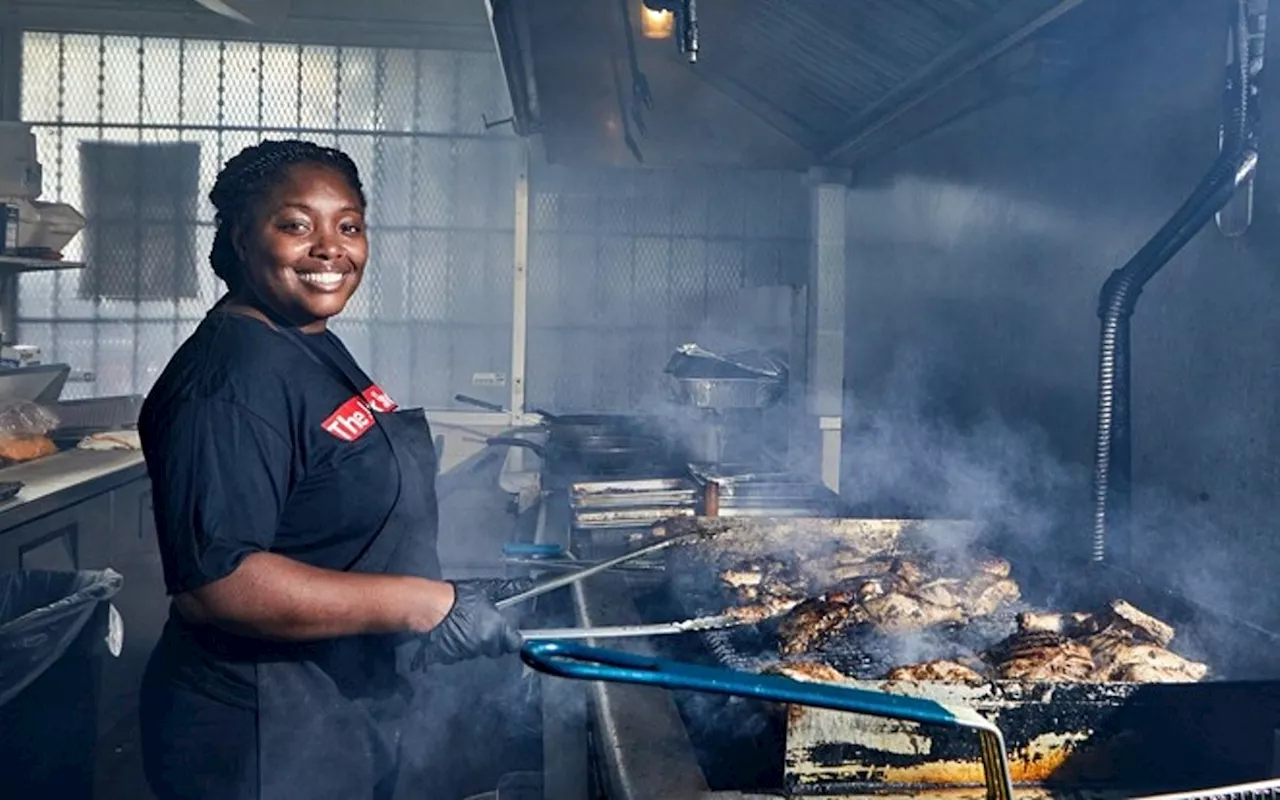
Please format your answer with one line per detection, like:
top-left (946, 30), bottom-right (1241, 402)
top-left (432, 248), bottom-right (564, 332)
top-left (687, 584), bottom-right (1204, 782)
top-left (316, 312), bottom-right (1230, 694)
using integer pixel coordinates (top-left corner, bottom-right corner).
top-left (568, 478), bottom-right (698, 531)
top-left (689, 465), bottom-right (844, 518)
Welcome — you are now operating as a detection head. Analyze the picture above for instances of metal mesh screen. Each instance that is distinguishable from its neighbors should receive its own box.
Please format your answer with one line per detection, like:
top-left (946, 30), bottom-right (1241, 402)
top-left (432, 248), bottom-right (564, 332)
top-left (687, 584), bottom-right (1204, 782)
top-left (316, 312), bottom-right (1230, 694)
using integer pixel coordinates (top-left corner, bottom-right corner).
top-left (18, 31), bottom-right (517, 408)
top-left (526, 164), bottom-right (809, 412)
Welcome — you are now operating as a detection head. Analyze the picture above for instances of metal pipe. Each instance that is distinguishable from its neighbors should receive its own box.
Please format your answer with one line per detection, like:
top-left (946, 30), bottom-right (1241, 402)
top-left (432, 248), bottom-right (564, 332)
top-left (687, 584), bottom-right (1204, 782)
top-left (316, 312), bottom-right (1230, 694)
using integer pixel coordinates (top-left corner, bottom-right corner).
top-left (510, 143), bottom-right (531, 438)
top-left (702, 480), bottom-right (720, 517)
top-left (1090, 0), bottom-right (1261, 563)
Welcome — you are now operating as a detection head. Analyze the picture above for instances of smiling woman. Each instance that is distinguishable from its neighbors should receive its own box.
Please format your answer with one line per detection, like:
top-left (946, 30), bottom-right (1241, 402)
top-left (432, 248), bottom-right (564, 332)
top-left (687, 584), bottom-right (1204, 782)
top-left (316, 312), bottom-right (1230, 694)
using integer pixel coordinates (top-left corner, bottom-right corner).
top-left (209, 140), bottom-right (369, 330)
top-left (133, 140), bottom-right (528, 799)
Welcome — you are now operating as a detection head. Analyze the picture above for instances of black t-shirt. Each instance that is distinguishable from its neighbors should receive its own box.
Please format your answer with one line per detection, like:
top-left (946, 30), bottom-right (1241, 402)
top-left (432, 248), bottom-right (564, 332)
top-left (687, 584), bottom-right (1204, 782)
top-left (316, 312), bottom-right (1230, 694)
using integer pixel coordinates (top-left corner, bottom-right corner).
top-left (139, 311), bottom-right (402, 707)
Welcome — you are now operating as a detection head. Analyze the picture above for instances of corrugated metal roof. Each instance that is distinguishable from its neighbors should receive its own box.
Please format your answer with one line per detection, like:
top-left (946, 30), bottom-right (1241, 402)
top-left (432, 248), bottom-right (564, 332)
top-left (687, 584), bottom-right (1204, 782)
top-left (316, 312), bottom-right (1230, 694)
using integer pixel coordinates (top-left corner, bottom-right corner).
top-left (492, 0), bottom-right (1089, 168)
top-left (698, 0), bottom-right (1017, 150)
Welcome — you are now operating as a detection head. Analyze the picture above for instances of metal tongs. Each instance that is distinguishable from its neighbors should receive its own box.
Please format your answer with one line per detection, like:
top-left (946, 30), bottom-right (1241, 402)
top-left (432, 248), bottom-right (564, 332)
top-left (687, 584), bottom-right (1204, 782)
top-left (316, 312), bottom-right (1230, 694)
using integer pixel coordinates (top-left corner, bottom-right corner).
top-left (495, 527), bottom-right (712, 611)
top-left (522, 641), bottom-right (1015, 800)
top-left (501, 543), bottom-right (662, 574)
top-left (519, 614), bottom-right (744, 641)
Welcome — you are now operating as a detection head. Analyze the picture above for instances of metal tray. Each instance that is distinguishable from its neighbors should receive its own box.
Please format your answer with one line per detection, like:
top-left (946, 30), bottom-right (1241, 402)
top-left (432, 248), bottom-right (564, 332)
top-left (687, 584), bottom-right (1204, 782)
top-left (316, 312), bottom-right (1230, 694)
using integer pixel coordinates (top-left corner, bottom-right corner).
top-left (570, 491), bottom-right (697, 510)
top-left (571, 477), bottom-right (694, 497)
top-left (569, 478), bottom-right (699, 515)
top-left (572, 506), bottom-right (695, 530)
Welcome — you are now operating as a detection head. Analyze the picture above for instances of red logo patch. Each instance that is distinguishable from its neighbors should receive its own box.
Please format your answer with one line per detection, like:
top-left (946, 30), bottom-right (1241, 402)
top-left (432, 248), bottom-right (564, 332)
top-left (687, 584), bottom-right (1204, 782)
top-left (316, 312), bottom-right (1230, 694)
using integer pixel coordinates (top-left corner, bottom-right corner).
top-left (322, 384), bottom-right (399, 441)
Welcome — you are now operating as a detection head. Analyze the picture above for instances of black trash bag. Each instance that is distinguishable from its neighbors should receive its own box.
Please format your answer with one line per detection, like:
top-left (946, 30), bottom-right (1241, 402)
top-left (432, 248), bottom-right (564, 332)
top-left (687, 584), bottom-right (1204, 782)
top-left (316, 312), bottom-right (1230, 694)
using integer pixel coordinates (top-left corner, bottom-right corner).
top-left (0, 569), bottom-right (123, 796)
top-left (0, 568), bottom-right (122, 706)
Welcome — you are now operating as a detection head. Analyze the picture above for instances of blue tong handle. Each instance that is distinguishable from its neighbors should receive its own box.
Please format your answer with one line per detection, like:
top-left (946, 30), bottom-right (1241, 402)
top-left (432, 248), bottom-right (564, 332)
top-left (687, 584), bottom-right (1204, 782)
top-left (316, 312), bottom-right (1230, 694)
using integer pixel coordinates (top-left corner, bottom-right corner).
top-left (522, 640), bottom-right (1014, 800)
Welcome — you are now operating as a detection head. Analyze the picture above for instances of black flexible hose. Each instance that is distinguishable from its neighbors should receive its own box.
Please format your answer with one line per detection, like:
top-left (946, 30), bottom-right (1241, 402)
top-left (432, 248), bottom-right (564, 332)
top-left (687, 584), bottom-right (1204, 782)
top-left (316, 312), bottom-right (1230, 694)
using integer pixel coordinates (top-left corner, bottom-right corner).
top-left (1090, 0), bottom-right (1258, 564)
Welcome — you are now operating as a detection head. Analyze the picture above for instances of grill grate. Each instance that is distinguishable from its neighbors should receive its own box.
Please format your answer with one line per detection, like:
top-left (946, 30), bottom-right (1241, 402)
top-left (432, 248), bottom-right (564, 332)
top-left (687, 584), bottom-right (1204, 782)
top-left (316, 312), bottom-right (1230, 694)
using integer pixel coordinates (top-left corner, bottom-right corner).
top-left (665, 537), bottom-right (1028, 679)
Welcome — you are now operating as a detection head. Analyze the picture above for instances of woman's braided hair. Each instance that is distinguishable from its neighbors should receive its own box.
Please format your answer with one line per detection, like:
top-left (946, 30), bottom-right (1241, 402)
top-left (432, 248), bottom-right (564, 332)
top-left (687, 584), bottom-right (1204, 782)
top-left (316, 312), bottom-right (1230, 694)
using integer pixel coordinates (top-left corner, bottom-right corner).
top-left (208, 139), bottom-right (366, 289)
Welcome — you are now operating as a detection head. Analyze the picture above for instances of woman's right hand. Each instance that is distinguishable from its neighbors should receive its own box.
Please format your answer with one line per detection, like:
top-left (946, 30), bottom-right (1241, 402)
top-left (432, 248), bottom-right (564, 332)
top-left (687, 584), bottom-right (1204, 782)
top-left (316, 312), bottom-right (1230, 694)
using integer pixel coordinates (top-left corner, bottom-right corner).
top-left (410, 582), bottom-right (523, 668)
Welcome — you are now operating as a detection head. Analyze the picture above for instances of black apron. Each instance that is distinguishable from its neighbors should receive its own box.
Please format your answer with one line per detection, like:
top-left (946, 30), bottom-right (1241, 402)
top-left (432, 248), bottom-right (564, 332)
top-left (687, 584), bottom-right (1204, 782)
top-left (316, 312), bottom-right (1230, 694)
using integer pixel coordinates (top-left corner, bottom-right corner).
top-left (256, 330), bottom-right (445, 800)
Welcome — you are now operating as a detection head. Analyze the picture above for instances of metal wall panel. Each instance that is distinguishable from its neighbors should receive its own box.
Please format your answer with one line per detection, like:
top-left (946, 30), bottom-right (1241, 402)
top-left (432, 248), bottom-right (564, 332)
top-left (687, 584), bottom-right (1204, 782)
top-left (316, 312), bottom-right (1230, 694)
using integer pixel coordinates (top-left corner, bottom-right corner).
top-left (18, 31), bottom-right (517, 408)
top-left (525, 164), bottom-right (810, 412)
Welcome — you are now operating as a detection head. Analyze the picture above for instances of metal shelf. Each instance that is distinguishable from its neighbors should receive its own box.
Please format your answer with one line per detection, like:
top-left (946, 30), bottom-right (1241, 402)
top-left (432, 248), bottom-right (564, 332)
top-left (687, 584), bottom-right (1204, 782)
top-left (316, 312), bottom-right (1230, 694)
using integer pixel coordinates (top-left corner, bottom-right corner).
top-left (0, 256), bottom-right (85, 273)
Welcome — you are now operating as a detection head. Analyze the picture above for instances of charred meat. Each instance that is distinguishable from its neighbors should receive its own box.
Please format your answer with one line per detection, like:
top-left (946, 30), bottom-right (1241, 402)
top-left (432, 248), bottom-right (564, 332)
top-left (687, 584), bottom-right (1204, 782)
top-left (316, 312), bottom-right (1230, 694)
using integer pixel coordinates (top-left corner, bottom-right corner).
top-left (1017, 611), bottom-right (1098, 638)
top-left (1106, 599), bottom-right (1176, 647)
top-left (976, 556), bottom-right (1012, 578)
top-left (777, 589), bottom-right (867, 656)
top-left (721, 569), bottom-right (765, 590)
top-left (998, 601), bottom-right (1208, 684)
top-left (886, 659), bottom-right (986, 685)
top-left (715, 541), bottom-right (1206, 687)
top-left (765, 551), bottom-right (1023, 655)
top-left (719, 558), bottom-right (809, 603)
top-left (820, 553), bottom-right (900, 584)
top-left (988, 631), bottom-right (1096, 682)
top-left (727, 593), bottom-right (805, 624)
top-left (912, 579), bottom-right (964, 609)
top-left (1094, 644), bottom-right (1209, 683)
top-left (766, 660), bottom-right (852, 684)
top-left (862, 592), bottom-right (966, 633)
top-left (1082, 600), bottom-right (1207, 683)
top-left (959, 573), bottom-right (1022, 617)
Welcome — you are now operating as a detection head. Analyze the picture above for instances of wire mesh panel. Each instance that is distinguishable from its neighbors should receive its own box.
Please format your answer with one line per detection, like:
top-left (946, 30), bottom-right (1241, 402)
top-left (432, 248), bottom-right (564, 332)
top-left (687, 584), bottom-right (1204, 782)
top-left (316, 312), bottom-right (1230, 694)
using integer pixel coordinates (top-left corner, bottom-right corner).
top-left (526, 164), bottom-right (810, 413)
top-left (18, 31), bottom-right (517, 407)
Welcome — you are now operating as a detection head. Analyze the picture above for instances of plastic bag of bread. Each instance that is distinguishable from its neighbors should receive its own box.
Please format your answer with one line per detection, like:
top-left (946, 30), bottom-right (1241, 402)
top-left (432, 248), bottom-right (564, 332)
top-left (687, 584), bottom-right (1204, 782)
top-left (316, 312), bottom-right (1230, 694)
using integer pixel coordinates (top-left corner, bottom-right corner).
top-left (0, 401), bottom-right (60, 466)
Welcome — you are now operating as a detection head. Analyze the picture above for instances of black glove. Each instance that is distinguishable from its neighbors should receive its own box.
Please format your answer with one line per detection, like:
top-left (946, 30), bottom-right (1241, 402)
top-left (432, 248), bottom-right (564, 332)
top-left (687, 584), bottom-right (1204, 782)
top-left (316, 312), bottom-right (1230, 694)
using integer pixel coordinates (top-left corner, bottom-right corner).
top-left (411, 582), bottom-right (523, 669)
top-left (455, 577), bottom-right (536, 604)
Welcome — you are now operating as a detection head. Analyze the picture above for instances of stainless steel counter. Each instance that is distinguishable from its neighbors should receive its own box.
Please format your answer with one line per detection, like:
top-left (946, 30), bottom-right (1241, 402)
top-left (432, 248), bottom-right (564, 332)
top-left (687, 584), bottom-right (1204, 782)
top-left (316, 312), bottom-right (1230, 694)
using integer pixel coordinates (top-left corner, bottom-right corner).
top-left (0, 448), bottom-right (146, 533)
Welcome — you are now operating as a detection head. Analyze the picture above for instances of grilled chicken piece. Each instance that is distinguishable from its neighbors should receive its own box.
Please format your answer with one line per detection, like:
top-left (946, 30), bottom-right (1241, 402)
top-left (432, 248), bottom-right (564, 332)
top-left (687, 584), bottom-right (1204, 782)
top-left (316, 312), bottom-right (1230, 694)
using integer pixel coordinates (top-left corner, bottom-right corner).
top-left (830, 563), bottom-right (889, 582)
top-left (1086, 601), bottom-right (1177, 661)
top-left (1106, 600), bottom-right (1175, 647)
top-left (1016, 611), bottom-right (1097, 637)
top-left (890, 559), bottom-right (925, 587)
top-left (862, 592), bottom-right (966, 633)
top-left (728, 594), bottom-right (805, 624)
top-left (989, 631), bottom-right (1096, 682)
top-left (721, 559), bottom-right (810, 601)
top-left (977, 557), bottom-right (1012, 578)
top-left (721, 569), bottom-right (764, 589)
top-left (958, 574), bottom-right (1022, 617)
top-left (886, 659), bottom-right (987, 685)
top-left (777, 592), bottom-right (866, 656)
top-left (766, 661), bottom-right (852, 684)
top-left (833, 549), bottom-right (876, 566)
top-left (1095, 645), bottom-right (1209, 683)
top-left (824, 554), bottom-right (900, 584)
top-left (1082, 628), bottom-right (1130, 664)
top-left (913, 579), bottom-right (964, 609)
top-left (844, 577), bottom-right (886, 603)
top-left (1081, 601), bottom-right (1204, 683)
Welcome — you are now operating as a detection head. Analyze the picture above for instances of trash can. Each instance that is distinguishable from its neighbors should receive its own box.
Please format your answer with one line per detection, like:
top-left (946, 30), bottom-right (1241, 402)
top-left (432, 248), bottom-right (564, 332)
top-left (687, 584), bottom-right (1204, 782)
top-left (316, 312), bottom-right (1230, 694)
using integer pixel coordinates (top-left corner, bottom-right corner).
top-left (0, 568), bottom-right (123, 797)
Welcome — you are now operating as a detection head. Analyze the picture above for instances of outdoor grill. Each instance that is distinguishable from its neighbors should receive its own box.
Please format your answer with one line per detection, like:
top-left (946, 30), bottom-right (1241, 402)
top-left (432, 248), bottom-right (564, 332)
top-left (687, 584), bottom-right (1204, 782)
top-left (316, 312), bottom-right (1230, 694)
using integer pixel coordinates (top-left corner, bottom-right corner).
top-left (545, 513), bottom-right (1280, 799)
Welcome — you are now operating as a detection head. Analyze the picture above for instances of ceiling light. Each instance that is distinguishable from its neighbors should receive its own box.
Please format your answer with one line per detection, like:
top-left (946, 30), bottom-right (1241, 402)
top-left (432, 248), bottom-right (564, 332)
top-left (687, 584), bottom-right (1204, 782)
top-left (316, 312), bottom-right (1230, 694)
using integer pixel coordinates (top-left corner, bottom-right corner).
top-left (640, 6), bottom-right (675, 40)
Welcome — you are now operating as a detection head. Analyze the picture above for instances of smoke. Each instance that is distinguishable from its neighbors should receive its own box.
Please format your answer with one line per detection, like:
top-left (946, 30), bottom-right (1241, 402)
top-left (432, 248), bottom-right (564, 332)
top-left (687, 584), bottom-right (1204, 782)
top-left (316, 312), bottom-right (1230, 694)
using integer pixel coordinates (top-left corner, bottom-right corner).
top-left (821, 347), bottom-right (1280, 678)
top-left (835, 353), bottom-right (1085, 565)
top-left (394, 654), bottom-right (543, 797)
